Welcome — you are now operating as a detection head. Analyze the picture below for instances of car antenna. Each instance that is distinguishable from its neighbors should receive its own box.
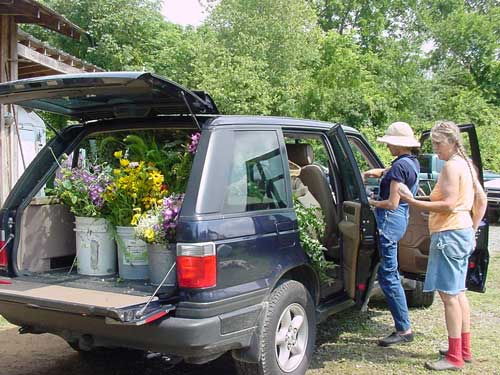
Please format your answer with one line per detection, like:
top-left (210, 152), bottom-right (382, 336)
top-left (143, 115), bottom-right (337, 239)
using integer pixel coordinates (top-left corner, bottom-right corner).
top-left (180, 91), bottom-right (201, 131)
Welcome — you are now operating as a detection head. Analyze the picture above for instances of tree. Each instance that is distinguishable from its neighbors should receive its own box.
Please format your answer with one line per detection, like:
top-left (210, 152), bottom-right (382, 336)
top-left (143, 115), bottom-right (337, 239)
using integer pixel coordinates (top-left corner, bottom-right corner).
top-left (420, 0), bottom-right (500, 105)
top-left (197, 0), bottom-right (322, 116)
top-left (308, 0), bottom-right (425, 51)
top-left (25, 0), bottom-right (166, 71)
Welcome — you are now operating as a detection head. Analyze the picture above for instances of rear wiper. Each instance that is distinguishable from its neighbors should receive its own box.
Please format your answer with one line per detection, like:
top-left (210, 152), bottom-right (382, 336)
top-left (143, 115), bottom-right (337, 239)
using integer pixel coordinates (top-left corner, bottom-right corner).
top-left (180, 91), bottom-right (201, 131)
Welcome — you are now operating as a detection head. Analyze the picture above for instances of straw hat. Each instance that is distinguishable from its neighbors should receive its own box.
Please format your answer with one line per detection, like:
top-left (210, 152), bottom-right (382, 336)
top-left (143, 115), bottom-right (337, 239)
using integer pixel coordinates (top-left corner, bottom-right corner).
top-left (377, 121), bottom-right (420, 147)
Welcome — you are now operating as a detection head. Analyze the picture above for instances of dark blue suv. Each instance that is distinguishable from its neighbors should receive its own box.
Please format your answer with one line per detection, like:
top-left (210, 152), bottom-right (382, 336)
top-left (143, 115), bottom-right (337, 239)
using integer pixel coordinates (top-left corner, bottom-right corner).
top-left (0, 73), bottom-right (490, 375)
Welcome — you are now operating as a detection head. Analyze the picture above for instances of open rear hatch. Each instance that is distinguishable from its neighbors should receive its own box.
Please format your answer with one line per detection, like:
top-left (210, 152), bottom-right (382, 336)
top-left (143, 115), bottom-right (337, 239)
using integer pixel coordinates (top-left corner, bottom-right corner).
top-left (0, 71), bottom-right (218, 121)
top-left (0, 278), bottom-right (175, 326)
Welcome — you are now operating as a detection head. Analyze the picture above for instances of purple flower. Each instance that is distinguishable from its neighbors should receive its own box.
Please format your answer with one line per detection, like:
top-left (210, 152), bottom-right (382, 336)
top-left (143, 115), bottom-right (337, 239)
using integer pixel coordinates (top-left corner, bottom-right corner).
top-left (158, 194), bottom-right (184, 242)
top-left (188, 132), bottom-right (201, 154)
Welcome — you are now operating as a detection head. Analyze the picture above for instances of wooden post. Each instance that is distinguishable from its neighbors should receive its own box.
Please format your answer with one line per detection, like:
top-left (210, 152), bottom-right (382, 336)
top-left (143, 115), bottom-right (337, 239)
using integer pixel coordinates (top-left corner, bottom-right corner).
top-left (8, 21), bottom-right (18, 188)
top-left (0, 15), bottom-right (10, 204)
top-left (0, 16), bottom-right (18, 205)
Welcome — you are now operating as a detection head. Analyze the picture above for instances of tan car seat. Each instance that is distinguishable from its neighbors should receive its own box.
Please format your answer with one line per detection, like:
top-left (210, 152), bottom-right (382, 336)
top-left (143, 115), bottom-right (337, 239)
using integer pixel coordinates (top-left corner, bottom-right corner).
top-left (286, 143), bottom-right (340, 260)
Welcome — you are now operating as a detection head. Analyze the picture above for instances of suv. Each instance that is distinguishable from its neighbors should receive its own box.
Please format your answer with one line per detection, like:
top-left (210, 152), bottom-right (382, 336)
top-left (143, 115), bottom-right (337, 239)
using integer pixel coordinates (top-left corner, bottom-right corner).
top-left (0, 73), bottom-right (490, 375)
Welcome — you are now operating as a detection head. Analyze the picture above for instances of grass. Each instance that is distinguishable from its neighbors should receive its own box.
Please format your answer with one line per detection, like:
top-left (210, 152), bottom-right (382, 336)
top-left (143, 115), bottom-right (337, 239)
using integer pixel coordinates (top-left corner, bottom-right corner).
top-left (0, 315), bottom-right (11, 328)
top-left (308, 253), bottom-right (500, 375)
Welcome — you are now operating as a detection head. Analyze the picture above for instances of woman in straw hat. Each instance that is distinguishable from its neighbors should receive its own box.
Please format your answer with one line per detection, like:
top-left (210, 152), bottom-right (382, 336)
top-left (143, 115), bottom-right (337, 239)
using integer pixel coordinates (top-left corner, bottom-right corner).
top-left (363, 121), bottom-right (421, 347)
top-left (399, 121), bottom-right (487, 371)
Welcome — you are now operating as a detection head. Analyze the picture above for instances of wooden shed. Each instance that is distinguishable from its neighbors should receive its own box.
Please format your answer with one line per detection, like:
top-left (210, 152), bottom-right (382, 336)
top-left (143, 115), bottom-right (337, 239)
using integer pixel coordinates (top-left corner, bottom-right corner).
top-left (0, 0), bottom-right (103, 203)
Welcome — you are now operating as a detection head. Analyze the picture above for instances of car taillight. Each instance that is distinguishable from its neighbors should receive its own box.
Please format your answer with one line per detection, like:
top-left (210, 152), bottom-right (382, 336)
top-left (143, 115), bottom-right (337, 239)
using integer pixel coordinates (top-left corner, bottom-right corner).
top-left (176, 242), bottom-right (216, 288)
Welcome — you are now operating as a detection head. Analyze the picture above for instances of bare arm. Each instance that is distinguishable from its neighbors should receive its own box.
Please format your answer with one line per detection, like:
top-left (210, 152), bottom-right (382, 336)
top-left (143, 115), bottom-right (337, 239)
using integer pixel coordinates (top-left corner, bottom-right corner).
top-left (399, 161), bottom-right (459, 212)
top-left (472, 179), bottom-right (487, 231)
top-left (369, 180), bottom-right (401, 210)
top-left (363, 168), bottom-right (386, 179)
top-left (362, 167), bottom-right (390, 183)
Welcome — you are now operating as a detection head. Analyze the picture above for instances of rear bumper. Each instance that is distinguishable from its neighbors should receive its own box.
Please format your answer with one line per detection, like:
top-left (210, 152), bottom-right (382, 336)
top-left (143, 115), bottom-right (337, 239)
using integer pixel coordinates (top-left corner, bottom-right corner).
top-left (0, 299), bottom-right (263, 360)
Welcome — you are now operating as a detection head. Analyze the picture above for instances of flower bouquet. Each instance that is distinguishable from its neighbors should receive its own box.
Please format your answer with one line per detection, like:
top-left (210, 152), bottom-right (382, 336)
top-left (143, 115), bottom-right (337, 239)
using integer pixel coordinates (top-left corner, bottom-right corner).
top-left (102, 151), bottom-right (168, 280)
top-left (50, 158), bottom-right (116, 276)
top-left (134, 194), bottom-right (184, 285)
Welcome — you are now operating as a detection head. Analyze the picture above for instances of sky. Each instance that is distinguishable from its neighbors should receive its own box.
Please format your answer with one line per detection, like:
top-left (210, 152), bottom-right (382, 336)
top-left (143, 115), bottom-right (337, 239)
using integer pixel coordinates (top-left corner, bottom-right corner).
top-left (162, 0), bottom-right (206, 26)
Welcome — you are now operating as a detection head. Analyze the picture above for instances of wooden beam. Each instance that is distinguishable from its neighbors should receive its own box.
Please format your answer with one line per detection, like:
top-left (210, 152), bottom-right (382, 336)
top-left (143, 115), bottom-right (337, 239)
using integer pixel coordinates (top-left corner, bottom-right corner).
top-left (17, 42), bottom-right (83, 74)
top-left (18, 65), bottom-right (56, 75)
top-left (0, 8), bottom-right (24, 16)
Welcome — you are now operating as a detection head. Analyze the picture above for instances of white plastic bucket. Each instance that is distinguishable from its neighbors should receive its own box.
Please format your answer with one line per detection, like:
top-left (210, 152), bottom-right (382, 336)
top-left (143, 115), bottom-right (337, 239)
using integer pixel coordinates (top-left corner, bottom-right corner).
top-left (147, 243), bottom-right (176, 286)
top-left (116, 226), bottom-right (149, 280)
top-left (74, 217), bottom-right (117, 276)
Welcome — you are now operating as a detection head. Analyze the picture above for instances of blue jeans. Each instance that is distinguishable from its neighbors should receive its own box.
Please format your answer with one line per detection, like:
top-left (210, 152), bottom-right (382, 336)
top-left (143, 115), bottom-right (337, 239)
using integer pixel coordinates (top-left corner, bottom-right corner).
top-left (376, 207), bottom-right (411, 332)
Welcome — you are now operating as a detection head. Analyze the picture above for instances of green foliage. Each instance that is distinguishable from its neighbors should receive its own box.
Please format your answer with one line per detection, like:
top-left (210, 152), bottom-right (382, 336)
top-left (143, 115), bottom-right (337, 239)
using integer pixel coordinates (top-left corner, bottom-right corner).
top-left (197, 0), bottom-right (322, 116)
top-left (293, 198), bottom-right (333, 281)
top-left (98, 132), bottom-right (195, 194)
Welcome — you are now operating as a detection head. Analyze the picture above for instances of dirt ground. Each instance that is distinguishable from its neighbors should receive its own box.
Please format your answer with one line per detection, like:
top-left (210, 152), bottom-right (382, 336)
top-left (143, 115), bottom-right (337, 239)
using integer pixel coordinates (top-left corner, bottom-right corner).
top-left (1, 224), bottom-right (499, 375)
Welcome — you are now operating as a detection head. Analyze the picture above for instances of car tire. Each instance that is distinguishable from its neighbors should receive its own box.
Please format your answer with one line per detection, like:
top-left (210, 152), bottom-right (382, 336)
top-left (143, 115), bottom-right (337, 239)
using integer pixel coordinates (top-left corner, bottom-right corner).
top-left (234, 280), bottom-right (316, 375)
top-left (406, 280), bottom-right (434, 308)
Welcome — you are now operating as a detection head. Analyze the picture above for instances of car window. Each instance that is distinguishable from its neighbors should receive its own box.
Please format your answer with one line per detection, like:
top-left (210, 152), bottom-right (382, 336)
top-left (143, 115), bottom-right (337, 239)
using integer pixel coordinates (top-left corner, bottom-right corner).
top-left (347, 137), bottom-right (378, 172)
top-left (347, 136), bottom-right (380, 198)
top-left (223, 131), bottom-right (287, 213)
top-left (329, 135), bottom-right (361, 201)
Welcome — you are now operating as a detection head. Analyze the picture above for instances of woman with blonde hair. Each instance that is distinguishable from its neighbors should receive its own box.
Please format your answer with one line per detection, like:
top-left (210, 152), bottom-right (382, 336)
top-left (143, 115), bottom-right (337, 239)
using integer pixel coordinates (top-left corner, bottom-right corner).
top-left (399, 121), bottom-right (487, 371)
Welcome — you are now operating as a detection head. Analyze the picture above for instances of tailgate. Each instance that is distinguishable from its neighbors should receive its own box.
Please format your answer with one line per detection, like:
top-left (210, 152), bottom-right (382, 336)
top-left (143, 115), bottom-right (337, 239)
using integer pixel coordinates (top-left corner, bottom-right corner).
top-left (0, 278), bottom-right (175, 325)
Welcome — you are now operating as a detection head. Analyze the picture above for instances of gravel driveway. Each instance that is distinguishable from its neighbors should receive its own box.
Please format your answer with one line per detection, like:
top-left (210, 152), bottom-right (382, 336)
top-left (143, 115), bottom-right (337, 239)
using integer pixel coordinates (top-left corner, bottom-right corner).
top-left (1, 224), bottom-right (499, 375)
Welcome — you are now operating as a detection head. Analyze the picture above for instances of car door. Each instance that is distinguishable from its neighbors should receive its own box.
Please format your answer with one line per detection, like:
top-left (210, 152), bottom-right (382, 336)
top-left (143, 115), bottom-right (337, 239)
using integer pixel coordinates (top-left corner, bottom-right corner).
top-left (398, 124), bottom-right (489, 292)
top-left (327, 125), bottom-right (377, 305)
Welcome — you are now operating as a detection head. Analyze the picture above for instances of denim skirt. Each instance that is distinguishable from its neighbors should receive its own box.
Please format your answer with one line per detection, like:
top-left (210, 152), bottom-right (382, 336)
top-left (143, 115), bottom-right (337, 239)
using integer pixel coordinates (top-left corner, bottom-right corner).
top-left (424, 228), bottom-right (475, 295)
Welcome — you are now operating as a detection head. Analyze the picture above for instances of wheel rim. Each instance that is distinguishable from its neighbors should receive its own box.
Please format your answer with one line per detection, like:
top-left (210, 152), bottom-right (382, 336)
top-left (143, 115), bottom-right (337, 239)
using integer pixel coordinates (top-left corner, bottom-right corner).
top-left (274, 302), bottom-right (308, 373)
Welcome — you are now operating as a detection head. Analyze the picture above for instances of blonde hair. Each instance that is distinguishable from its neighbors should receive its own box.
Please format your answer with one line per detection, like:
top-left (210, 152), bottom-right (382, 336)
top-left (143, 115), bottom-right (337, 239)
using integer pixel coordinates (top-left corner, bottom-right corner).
top-left (431, 120), bottom-right (478, 191)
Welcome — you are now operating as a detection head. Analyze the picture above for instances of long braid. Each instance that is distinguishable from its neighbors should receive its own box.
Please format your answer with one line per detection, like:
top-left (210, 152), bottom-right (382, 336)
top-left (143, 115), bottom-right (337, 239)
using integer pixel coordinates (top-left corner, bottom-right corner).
top-left (456, 143), bottom-right (478, 193)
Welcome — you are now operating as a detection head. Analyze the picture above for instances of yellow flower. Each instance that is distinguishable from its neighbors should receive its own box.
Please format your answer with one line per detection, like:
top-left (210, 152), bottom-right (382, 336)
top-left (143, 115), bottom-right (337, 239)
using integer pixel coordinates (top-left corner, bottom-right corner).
top-left (120, 159), bottom-right (129, 167)
top-left (131, 213), bottom-right (141, 226)
top-left (145, 228), bottom-right (155, 242)
top-left (113, 151), bottom-right (123, 159)
top-left (113, 169), bottom-right (121, 176)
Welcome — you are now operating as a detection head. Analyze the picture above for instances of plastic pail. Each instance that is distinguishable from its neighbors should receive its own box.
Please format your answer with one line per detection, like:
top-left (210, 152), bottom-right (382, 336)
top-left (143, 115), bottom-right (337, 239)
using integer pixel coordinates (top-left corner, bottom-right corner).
top-left (74, 217), bottom-right (117, 276)
top-left (116, 226), bottom-right (149, 280)
top-left (147, 243), bottom-right (176, 286)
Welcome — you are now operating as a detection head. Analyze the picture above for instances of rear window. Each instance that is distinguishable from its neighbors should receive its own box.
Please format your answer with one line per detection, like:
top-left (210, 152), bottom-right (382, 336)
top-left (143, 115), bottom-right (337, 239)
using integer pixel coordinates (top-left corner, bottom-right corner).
top-left (196, 129), bottom-right (288, 214)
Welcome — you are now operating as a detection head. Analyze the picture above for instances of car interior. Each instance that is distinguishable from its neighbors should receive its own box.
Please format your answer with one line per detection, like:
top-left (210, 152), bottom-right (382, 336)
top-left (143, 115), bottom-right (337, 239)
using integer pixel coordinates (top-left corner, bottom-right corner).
top-left (283, 133), bottom-right (346, 298)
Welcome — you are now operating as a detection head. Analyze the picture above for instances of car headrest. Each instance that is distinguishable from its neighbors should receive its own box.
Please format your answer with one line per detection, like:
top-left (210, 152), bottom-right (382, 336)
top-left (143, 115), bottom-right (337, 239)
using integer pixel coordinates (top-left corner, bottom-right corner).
top-left (286, 143), bottom-right (314, 166)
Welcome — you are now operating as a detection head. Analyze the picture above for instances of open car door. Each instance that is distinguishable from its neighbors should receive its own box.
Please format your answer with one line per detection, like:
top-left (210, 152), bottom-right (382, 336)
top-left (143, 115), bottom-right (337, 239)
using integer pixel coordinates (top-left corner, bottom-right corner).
top-left (398, 124), bottom-right (489, 292)
top-left (327, 125), bottom-right (378, 306)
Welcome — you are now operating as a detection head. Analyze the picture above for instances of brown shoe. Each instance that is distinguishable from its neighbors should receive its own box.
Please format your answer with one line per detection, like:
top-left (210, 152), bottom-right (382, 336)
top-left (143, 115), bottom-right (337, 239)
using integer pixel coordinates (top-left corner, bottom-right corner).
top-left (439, 349), bottom-right (472, 363)
top-left (425, 358), bottom-right (463, 371)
